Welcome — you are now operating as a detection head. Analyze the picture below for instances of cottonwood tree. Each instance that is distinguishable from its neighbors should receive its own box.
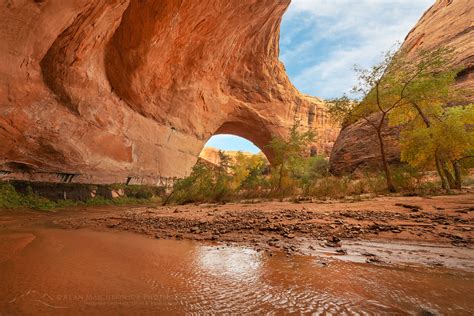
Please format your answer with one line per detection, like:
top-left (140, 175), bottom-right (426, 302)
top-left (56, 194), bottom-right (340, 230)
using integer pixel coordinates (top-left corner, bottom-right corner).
top-left (163, 162), bottom-right (214, 205)
top-left (328, 45), bottom-right (473, 192)
top-left (388, 47), bottom-right (473, 190)
top-left (398, 105), bottom-right (473, 189)
top-left (232, 152), bottom-right (268, 193)
top-left (266, 120), bottom-right (315, 194)
top-left (328, 47), bottom-right (412, 192)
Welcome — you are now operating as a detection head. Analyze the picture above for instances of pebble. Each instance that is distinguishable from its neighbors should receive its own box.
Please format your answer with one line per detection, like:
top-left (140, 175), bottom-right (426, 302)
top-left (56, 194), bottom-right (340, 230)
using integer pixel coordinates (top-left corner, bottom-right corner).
top-left (366, 257), bottom-right (383, 264)
top-left (335, 249), bottom-right (347, 255)
top-left (190, 226), bottom-right (200, 233)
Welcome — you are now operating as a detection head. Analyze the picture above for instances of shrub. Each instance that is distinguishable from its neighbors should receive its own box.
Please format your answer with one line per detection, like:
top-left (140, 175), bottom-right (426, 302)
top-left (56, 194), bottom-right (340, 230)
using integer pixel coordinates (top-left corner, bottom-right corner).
top-left (0, 183), bottom-right (62, 211)
top-left (0, 182), bottom-right (161, 210)
top-left (307, 176), bottom-right (351, 200)
top-left (124, 185), bottom-right (156, 199)
top-left (391, 166), bottom-right (423, 193)
top-left (165, 162), bottom-right (219, 204)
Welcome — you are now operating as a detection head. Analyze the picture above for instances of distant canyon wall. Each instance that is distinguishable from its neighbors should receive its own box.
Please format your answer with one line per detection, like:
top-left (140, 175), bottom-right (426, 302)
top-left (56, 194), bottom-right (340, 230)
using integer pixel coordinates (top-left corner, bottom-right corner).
top-left (329, 0), bottom-right (474, 175)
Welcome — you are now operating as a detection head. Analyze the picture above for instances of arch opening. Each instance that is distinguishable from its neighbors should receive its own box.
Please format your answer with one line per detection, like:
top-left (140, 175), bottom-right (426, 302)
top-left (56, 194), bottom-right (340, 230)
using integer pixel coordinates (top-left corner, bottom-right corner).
top-left (204, 135), bottom-right (261, 154)
top-left (198, 133), bottom-right (271, 168)
top-left (200, 119), bottom-right (277, 166)
top-left (215, 121), bottom-right (276, 163)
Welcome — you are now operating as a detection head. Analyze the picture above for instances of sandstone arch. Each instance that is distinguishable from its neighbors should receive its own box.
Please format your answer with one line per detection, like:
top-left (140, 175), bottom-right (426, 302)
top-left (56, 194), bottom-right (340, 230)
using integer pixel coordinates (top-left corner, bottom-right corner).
top-left (198, 135), bottom-right (270, 170)
top-left (211, 107), bottom-right (277, 164)
top-left (213, 123), bottom-right (274, 164)
top-left (0, 0), bottom-right (339, 185)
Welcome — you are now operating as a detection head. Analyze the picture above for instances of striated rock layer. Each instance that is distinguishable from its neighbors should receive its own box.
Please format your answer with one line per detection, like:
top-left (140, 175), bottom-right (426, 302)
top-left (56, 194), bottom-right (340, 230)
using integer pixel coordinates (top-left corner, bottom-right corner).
top-left (330, 0), bottom-right (474, 175)
top-left (0, 0), bottom-right (338, 184)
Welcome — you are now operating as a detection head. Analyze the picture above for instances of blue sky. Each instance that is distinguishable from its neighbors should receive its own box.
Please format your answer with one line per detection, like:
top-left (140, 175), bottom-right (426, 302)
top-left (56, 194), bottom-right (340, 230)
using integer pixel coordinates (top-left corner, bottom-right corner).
top-left (204, 135), bottom-right (261, 153)
top-left (280, 0), bottom-right (434, 98)
top-left (205, 0), bottom-right (434, 153)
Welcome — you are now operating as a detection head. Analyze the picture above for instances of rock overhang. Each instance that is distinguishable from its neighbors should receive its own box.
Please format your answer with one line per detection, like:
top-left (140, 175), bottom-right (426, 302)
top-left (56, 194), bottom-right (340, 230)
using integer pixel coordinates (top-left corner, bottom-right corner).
top-left (0, 0), bottom-right (339, 184)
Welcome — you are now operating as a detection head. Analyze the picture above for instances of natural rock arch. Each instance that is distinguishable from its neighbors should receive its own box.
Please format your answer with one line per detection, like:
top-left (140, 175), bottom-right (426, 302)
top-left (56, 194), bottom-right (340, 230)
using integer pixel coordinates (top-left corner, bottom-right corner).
top-left (0, 0), bottom-right (339, 185)
top-left (212, 119), bottom-right (275, 165)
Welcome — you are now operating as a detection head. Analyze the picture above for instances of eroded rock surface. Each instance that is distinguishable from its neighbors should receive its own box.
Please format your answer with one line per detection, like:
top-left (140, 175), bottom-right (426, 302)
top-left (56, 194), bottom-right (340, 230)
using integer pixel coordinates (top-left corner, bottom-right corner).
top-left (0, 0), bottom-right (338, 184)
top-left (330, 0), bottom-right (474, 175)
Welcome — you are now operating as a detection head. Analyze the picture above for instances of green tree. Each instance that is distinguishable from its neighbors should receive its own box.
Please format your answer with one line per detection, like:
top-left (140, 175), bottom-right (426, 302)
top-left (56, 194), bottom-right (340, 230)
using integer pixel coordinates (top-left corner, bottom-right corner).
top-left (397, 105), bottom-right (473, 190)
top-left (387, 47), bottom-right (472, 190)
top-left (328, 46), bottom-right (471, 192)
top-left (213, 150), bottom-right (233, 201)
top-left (232, 152), bottom-right (269, 197)
top-left (328, 47), bottom-right (411, 192)
top-left (232, 152), bottom-right (268, 189)
top-left (163, 162), bottom-right (215, 205)
top-left (295, 155), bottom-right (329, 195)
top-left (266, 120), bottom-right (315, 194)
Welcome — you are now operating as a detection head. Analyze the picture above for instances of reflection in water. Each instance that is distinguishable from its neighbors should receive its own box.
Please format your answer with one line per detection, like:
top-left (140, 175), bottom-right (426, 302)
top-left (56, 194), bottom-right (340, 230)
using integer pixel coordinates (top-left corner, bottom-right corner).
top-left (197, 247), bottom-right (262, 280)
top-left (0, 228), bottom-right (473, 315)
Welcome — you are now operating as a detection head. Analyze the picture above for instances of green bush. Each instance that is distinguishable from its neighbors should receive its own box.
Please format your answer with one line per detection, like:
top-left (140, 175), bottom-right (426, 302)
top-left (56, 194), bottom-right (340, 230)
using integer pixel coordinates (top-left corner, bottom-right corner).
top-left (390, 166), bottom-right (421, 192)
top-left (124, 185), bottom-right (155, 199)
top-left (360, 172), bottom-right (387, 194)
top-left (308, 176), bottom-right (351, 200)
top-left (166, 163), bottom-right (217, 204)
top-left (0, 182), bottom-right (162, 210)
top-left (0, 183), bottom-right (66, 211)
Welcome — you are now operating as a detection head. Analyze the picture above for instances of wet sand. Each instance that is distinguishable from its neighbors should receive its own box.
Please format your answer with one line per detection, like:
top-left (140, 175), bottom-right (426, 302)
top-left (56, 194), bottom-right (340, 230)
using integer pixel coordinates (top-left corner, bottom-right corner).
top-left (44, 194), bottom-right (474, 259)
top-left (0, 193), bottom-right (473, 314)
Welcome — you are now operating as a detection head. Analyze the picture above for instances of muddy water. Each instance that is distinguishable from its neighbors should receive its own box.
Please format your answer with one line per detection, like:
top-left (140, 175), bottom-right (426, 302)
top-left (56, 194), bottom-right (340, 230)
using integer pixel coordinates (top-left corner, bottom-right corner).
top-left (1, 229), bottom-right (473, 315)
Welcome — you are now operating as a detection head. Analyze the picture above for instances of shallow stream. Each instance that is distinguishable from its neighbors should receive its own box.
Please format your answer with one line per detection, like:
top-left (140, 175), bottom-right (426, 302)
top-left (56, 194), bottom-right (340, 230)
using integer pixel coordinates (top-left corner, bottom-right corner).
top-left (1, 228), bottom-right (473, 314)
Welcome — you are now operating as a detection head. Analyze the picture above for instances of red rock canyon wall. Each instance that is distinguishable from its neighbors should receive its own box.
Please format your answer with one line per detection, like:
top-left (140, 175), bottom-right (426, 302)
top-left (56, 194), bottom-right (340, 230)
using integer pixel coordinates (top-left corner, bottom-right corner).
top-left (329, 0), bottom-right (473, 175)
top-left (0, 0), bottom-right (339, 184)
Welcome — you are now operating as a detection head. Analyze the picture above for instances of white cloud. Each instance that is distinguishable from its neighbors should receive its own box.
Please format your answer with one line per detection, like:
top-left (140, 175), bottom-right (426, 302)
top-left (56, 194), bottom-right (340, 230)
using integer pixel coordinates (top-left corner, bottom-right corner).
top-left (281, 0), bottom-right (435, 98)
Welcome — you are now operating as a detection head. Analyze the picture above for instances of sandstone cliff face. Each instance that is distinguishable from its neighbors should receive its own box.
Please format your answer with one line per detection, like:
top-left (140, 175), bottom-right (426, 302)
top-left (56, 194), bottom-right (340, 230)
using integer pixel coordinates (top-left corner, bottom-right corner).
top-left (330, 0), bottom-right (474, 175)
top-left (0, 0), bottom-right (338, 184)
top-left (199, 148), bottom-right (225, 167)
top-left (199, 147), bottom-right (268, 167)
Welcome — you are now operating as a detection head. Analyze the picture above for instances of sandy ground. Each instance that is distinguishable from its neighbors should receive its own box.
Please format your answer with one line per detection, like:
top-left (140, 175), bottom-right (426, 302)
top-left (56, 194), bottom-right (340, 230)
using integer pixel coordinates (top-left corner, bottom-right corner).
top-left (56, 194), bottom-right (473, 244)
top-left (1, 193), bottom-right (472, 259)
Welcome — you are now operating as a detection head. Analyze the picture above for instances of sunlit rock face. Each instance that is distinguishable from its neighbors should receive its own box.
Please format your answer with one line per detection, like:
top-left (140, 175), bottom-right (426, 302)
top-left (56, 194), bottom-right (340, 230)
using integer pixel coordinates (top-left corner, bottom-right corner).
top-left (199, 147), bottom-right (268, 167)
top-left (0, 0), bottom-right (338, 184)
top-left (329, 0), bottom-right (474, 175)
